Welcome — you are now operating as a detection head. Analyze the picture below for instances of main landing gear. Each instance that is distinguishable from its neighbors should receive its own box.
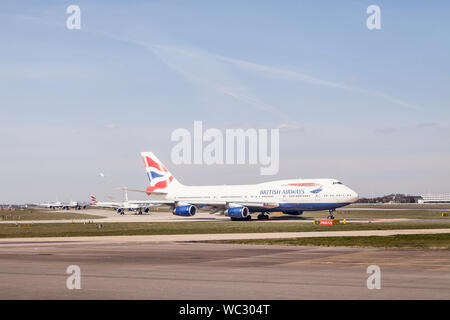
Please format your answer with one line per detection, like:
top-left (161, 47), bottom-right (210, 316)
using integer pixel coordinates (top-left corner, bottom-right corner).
top-left (327, 209), bottom-right (336, 220)
top-left (257, 213), bottom-right (270, 220)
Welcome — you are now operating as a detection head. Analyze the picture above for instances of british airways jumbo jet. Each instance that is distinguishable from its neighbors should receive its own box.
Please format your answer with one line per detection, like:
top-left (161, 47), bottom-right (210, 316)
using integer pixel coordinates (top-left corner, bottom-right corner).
top-left (134, 152), bottom-right (359, 221)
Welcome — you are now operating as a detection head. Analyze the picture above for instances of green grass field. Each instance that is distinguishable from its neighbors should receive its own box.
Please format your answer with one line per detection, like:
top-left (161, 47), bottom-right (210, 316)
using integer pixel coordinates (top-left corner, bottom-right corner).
top-left (214, 233), bottom-right (450, 249)
top-left (0, 209), bottom-right (103, 221)
top-left (0, 221), bottom-right (449, 238)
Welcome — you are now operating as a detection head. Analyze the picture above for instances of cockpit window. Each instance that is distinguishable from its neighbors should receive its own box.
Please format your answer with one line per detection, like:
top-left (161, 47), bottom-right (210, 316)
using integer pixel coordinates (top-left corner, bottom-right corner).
top-left (333, 182), bottom-right (343, 185)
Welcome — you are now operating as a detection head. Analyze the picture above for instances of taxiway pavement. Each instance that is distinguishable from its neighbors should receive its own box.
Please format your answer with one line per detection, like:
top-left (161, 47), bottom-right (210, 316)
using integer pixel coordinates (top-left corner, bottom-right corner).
top-left (0, 241), bottom-right (448, 299)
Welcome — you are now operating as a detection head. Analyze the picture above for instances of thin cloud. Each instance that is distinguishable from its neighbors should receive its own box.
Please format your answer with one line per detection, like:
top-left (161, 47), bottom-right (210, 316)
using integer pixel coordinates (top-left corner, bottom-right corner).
top-left (146, 44), bottom-right (288, 118)
top-left (72, 28), bottom-right (420, 114)
top-left (276, 123), bottom-right (302, 131)
top-left (14, 14), bottom-right (419, 112)
top-left (216, 55), bottom-right (420, 111)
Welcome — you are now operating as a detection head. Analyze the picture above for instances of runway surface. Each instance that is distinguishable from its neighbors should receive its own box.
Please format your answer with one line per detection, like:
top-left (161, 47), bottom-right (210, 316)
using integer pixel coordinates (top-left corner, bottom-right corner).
top-left (0, 228), bottom-right (449, 245)
top-left (0, 240), bottom-right (448, 299)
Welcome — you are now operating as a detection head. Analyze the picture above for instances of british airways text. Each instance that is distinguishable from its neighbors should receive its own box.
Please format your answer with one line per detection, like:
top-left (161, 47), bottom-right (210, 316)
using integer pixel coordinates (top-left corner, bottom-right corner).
top-left (260, 189), bottom-right (305, 195)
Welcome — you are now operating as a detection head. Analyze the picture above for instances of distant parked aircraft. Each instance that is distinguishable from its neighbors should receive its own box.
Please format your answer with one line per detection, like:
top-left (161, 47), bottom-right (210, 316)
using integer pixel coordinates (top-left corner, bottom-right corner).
top-left (36, 201), bottom-right (63, 210)
top-left (61, 201), bottom-right (87, 210)
top-left (35, 200), bottom-right (86, 210)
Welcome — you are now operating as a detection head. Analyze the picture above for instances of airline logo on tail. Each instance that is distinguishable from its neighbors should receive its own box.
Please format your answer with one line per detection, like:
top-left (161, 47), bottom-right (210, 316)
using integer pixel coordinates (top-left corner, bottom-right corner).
top-left (141, 152), bottom-right (174, 193)
top-left (89, 195), bottom-right (98, 205)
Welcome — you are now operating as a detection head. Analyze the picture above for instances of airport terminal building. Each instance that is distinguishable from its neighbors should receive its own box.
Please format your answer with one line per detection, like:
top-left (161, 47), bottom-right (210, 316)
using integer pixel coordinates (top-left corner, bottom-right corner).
top-left (418, 193), bottom-right (450, 203)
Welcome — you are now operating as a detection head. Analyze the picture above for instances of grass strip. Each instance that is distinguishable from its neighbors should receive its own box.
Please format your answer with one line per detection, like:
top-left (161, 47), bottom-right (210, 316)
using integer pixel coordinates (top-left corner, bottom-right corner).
top-left (211, 233), bottom-right (450, 249)
top-left (0, 221), bottom-right (449, 238)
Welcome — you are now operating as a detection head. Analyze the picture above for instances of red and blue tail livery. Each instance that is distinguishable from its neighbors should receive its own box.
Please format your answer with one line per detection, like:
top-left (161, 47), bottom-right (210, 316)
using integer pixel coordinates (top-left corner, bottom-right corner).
top-left (141, 152), bottom-right (176, 194)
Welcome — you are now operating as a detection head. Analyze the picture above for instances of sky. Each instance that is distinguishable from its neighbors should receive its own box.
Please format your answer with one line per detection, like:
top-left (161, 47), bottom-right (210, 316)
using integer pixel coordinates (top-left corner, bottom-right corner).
top-left (1, 0), bottom-right (450, 203)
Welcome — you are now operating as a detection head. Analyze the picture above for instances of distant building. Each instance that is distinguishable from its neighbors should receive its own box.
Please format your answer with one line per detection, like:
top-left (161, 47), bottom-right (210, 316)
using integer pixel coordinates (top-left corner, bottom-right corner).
top-left (418, 193), bottom-right (450, 204)
top-left (357, 194), bottom-right (420, 203)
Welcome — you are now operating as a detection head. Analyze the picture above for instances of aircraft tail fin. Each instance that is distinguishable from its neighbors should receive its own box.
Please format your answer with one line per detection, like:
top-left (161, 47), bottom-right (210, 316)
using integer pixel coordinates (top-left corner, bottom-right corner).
top-left (141, 152), bottom-right (182, 195)
top-left (89, 195), bottom-right (98, 205)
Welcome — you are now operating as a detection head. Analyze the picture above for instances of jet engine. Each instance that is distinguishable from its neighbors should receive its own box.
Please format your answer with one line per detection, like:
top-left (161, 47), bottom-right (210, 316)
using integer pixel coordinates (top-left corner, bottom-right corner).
top-left (173, 205), bottom-right (196, 216)
top-left (225, 206), bottom-right (249, 219)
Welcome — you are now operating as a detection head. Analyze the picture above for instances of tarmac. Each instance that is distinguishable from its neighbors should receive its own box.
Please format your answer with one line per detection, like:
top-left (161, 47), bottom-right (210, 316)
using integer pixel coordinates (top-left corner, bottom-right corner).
top-left (0, 228), bottom-right (449, 245)
top-left (1, 208), bottom-right (449, 299)
top-left (0, 240), bottom-right (448, 299)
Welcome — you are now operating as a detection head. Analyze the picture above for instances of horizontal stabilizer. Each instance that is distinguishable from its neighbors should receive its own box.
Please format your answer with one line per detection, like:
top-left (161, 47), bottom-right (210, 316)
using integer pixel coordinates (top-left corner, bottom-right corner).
top-left (126, 188), bottom-right (168, 195)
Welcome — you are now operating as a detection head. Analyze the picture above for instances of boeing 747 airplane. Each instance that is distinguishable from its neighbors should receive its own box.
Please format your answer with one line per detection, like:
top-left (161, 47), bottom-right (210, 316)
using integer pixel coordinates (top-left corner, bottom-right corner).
top-left (131, 152), bottom-right (359, 221)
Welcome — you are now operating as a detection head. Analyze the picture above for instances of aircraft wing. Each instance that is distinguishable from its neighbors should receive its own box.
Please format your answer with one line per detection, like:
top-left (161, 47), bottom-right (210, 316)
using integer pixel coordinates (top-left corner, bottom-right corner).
top-left (229, 202), bottom-right (279, 209)
top-left (125, 188), bottom-right (168, 195)
top-left (91, 202), bottom-right (122, 209)
top-left (186, 200), bottom-right (278, 208)
top-left (123, 199), bottom-right (280, 211)
top-left (125, 189), bottom-right (281, 212)
top-left (126, 200), bottom-right (173, 208)
top-left (122, 202), bottom-right (172, 210)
